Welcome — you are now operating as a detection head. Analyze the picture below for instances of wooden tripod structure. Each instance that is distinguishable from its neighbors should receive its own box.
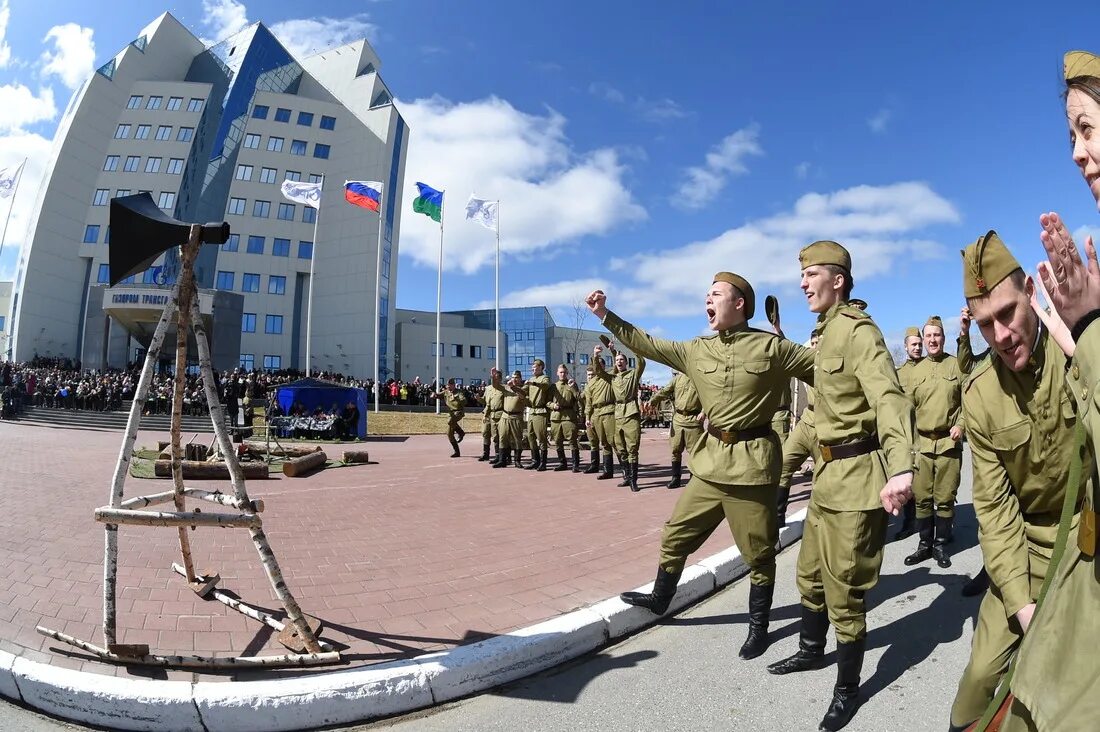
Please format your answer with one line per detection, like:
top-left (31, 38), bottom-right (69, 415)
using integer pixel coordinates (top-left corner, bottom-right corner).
top-left (37, 228), bottom-right (339, 668)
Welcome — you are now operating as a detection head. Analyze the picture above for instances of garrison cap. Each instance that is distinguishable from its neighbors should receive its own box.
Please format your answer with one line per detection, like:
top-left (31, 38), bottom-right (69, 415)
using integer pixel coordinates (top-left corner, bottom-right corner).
top-left (904, 326), bottom-right (921, 339)
top-left (848, 298), bottom-right (868, 311)
top-left (712, 272), bottom-right (755, 319)
top-left (533, 358), bottom-right (545, 368)
top-left (799, 240), bottom-right (852, 272)
top-left (924, 315), bottom-right (944, 331)
top-left (961, 230), bottom-right (1022, 299)
top-left (1065, 50), bottom-right (1100, 80)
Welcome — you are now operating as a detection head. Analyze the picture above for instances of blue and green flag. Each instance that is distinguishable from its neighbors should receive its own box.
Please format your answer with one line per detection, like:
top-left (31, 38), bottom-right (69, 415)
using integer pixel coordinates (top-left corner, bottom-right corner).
top-left (412, 182), bottom-right (443, 222)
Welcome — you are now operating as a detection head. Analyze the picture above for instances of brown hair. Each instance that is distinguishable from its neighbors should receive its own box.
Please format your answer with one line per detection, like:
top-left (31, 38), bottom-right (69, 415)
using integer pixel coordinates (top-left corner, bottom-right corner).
top-left (1065, 75), bottom-right (1100, 107)
top-left (823, 264), bottom-right (855, 300)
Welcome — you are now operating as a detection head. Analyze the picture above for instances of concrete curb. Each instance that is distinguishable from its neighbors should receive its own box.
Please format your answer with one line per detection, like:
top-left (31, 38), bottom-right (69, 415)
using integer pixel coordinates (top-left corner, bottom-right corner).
top-left (0, 508), bottom-right (808, 731)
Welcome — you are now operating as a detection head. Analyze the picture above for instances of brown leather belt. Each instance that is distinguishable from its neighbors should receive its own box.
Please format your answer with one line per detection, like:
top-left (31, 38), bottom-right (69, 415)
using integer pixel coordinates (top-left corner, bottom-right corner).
top-left (503, 411), bottom-right (524, 417)
top-left (675, 408), bottom-right (698, 416)
top-left (707, 423), bottom-right (772, 445)
top-left (818, 435), bottom-right (880, 463)
top-left (918, 428), bottom-right (951, 440)
top-left (530, 408), bottom-right (549, 416)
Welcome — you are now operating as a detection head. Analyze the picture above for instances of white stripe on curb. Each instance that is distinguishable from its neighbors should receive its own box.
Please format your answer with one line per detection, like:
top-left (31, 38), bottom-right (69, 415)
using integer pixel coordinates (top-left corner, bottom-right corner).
top-left (0, 508), bottom-right (808, 731)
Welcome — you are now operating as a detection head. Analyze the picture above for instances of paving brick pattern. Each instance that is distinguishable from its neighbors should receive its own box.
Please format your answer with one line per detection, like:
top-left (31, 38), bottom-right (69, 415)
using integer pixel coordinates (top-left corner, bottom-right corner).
top-left (0, 421), bottom-right (811, 682)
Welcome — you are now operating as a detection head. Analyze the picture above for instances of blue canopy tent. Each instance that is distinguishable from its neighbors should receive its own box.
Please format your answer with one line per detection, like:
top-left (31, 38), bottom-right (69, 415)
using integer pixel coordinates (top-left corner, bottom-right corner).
top-left (271, 378), bottom-right (367, 439)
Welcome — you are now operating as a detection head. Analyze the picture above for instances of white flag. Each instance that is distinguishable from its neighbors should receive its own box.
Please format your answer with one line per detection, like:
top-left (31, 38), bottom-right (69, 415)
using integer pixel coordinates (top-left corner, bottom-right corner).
top-left (0, 160), bottom-right (24, 199)
top-left (281, 179), bottom-right (322, 208)
top-left (465, 195), bottom-right (498, 231)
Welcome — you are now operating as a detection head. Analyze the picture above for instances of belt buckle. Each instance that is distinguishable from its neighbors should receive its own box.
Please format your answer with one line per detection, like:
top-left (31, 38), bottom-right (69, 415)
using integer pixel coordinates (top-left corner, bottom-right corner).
top-left (820, 444), bottom-right (833, 462)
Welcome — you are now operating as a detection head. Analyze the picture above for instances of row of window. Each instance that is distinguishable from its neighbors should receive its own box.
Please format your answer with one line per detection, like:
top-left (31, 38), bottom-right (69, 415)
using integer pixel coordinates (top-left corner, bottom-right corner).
top-left (114, 123), bottom-right (194, 142)
top-left (221, 233), bottom-right (313, 258)
top-left (252, 105), bottom-right (336, 131)
top-left (240, 133), bottom-right (329, 159)
top-left (225, 198), bottom-right (316, 224)
top-left (430, 343), bottom-right (497, 360)
top-left (239, 354), bottom-right (282, 371)
top-left (233, 165), bottom-right (321, 188)
top-left (127, 95), bottom-right (204, 113)
top-left (241, 313), bottom-right (284, 335)
top-left (216, 271), bottom-right (288, 294)
top-left (104, 149), bottom-right (190, 173)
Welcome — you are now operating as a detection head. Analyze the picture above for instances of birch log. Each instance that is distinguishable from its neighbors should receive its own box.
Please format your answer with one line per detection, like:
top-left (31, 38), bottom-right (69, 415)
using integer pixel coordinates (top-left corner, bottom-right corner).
top-left (95, 508), bottom-right (260, 528)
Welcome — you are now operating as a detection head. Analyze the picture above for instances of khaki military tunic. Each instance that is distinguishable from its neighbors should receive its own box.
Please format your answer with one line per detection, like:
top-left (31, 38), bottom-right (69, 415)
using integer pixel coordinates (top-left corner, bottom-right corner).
top-left (482, 383), bottom-right (505, 446)
top-left (613, 356), bottom-right (646, 463)
top-left (550, 380), bottom-right (582, 451)
top-left (650, 373), bottom-right (703, 460)
top-left (602, 310), bottom-right (815, 586)
top-left (526, 374), bottom-right (552, 452)
top-left (499, 384), bottom-right (527, 450)
top-left (795, 302), bottom-right (915, 644)
top-left (772, 376), bottom-right (793, 449)
top-left (584, 363), bottom-right (616, 453)
top-left (948, 328), bottom-right (1085, 728)
top-left (441, 390), bottom-right (467, 447)
top-left (909, 348), bottom-right (969, 519)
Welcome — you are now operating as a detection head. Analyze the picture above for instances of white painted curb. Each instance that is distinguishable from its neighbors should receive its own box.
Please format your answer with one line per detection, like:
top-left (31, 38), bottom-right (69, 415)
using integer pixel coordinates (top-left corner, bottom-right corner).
top-left (0, 508), bottom-right (809, 731)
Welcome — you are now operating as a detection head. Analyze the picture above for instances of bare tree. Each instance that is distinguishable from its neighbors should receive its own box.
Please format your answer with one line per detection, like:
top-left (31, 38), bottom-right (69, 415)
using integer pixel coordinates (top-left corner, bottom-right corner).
top-left (565, 298), bottom-right (590, 367)
top-left (889, 343), bottom-right (907, 367)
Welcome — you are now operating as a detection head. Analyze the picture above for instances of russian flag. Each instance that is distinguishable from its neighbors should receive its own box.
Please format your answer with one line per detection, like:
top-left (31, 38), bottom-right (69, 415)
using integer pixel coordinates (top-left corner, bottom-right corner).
top-left (344, 180), bottom-right (382, 213)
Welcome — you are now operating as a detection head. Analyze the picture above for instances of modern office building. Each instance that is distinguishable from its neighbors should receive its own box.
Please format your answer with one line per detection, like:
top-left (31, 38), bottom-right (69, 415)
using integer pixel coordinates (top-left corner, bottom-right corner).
top-left (395, 307), bottom-right (637, 386)
top-left (0, 281), bottom-right (11, 358)
top-left (8, 12), bottom-right (407, 376)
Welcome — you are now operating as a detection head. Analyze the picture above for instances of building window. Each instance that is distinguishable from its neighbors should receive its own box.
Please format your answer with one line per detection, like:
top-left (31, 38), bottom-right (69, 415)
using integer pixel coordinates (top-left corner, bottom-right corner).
top-left (272, 238), bottom-right (290, 257)
top-left (216, 271), bottom-right (235, 290)
top-left (302, 207), bottom-right (316, 224)
top-left (93, 189), bottom-right (110, 206)
top-left (579, 354), bottom-right (590, 365)
top-left (566, 352), bottom-right (575, 364)
top-left (166, 96), bottom-right (182, 111)
top-left (451, 344), bottom-right (463, 358)
top-left (277, 202), bottom-right (294, 220)
top-left (252, 200), bottom-right (270, 218)
top-left (241, 313), bottom-right (256, 332)
top-left (268, 274), bottom-right (286, 294)
top-left (297, 111), bottom-right (314, 126)
top-left (512, 331), bottom-right (522, 342)
top-left (252, 104), bottom-right (269, 119)
top-left (155, 125), bottom-right (172, 141)
top-left (227, 197), bottom-right (246, 215)
top-left (127, 95), bottom-right (142, 109)
top-left (104, 226), bottom-right (110, 243)
top-left (135, 124), bottom-right (150, 140)
top-left (274, 108), bottom-right (291, 123)
top-left (284, 170), bottom-right (301, 182)
top-left (487, 346), bottom-right (496, 360)
top-left (240, 353), bottom-right (254, 370)
top-left (145, 157), bottom-right (162, 173)
top-left (246, 235), bottom-right (265, 254)
top-left (222, 233), bottom-right (240, 252)
top-left (176, 127), bottom-right (194, 142)
top-left (97, 263), bottom-right (110, 283)
top-left (114, 124), bottom-right (131, 139)
top-left (289, 139), bottom-right (307, 156)
top-left (83, 225), bottom-right (100, 243)
top-left (235, 164), bottom-right (253, 181)
top-left (265, 315), bottom-right (283, 334)
top-left (526, 331), bottom-right (535, 340)
top-left (103, 155), bottom-right (120, 171)
top-left (313, 144), bottom-right (331, 159)
top-left (115, 189), bottom-right (131, 197)
top-left (259, 167), bottom-right (277, 184)
top-left (471, 345), bottom-right (482, 359)
top-left (263, 355), bottom-right (282, 370)
top-left (298, 240), bottom-right (313, 259)
top-left (123, 155), bottom-right (140, 172)
top-left (157, 191), bottom-right (175, 209)
top-left (320, 115), bottom-right (336, 131)
top-left (243, 133), bottom-right (260, 149)
top-left (187, 98), bottom-right (203, 113)
top-left (514, 356), bottom-right (523, 366)
top-left (308, 173), bottom-right (322, 184)
top-left (267, 136), bottom-right (284, 152)
top-left (242, 273), bottom-right (260, 292)
top-left (146, 95), bottom-right (162, 110)
top-left (628, 357), bottom-right (636, 368)
top-left (431, 342), bottom-right (442, 356)
top-left (166, 158), bottom-right (184, 174)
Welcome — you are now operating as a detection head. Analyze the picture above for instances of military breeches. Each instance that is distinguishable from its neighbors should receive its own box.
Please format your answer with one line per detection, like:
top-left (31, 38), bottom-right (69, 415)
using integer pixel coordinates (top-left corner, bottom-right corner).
top-left (499, 415), bottom-right (524, 449)
top-left (796, 500), bottom-right (887, 642)
top-left (779, 418), bottom-right (816, 493)
top-left (668, 422), bottom-right (703, 461)
top-left (527, 413), bottom-right (549, 450)
top-left (551, 418), bottom-right (579, 450)
top-left (481, 412), bottom-right (500, 445)
top-left (447, 411), bottom-right (465, 445)
top-left (591, 412), bottom-right (615, 452)
top-left (950, 585), bottom-right (1023, 727)
top-left (616, 415), bottom-right (641, 462)
top-left (586, 421), bottom-right (598, 447)
top-left (659, 476), bottom-right (778, 586)
top-left (912, 448), bottom-right (962, 519)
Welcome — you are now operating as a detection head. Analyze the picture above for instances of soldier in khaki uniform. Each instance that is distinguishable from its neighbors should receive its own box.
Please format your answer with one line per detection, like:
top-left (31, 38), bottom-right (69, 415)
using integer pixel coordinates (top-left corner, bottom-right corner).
top-left (525, 359), bottom-right (553, 471)
top-left (608, 342), bottom-right (646, 491)
top-left (480, 368), bottom-right (505, 463)
top-left (649, 372), bottom-right (703, 489)
top-left (892, 326), bottom-right (924, 540)
top-left (492, 370), bottom-right (528, 469)
top-left (550, 364), bottom-right (583, 472)
top-left (777, 330), bottom-right (821, 520)
top-left (944, 230), bottom-right (1086, 731)
top-left (586, 273), bottom-right (815, 661)
top-left (434, 379), bottom-right (467, 458)
top-left (585, 351), bottom-right (617, 480)
top-left (581, 365), bottom-right (600, 472)
top-left (767, 241), bottom-right (915, 732)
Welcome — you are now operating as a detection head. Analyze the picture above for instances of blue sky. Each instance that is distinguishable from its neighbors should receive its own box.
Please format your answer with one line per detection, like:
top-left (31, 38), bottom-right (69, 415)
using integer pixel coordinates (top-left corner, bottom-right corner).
top-left (4, 1), bottom-right (1100, 380)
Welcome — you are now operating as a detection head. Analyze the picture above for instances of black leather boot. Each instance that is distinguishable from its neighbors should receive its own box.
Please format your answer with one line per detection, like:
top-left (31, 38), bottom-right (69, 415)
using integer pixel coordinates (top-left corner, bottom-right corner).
top-left (933, 515), bottom-right (952, 568)
top-left (629, 462), bottom-right (640, 492)
top-left (892, 500), bottom-right (916, 541)
top-left (818, 639), bottom-right (864, 731)
top-left (904, 517), bottom-right (934, 565)
top-left (571, 449), bottom-right (581, 473)
top-left (598, 453), bottom-right (615, 480)
top-left (450, 441), bottom-right (460, 458)
top-left (739, 583), bottom-right (774, 660)
top-left (767, 606), bottom-right (828, 675)
top-left (667, 460), bottom-right (683, 489)
top-left (537, 448), bottom-right (548, 472)
top-left (620, 566), bottom-right (682, 614)
top-left (524, 446), bottom-right (539, 470)
top-left (617, 458), bottom-right (631, 487)
top-left (584, 449), bottom-right (600, 474)
top-left (478, 442), bottom-right (491, 462)
top-left (961, 567), bottom-right (989, 597)
top-left (492, 448), bottom-right (511, 468)
top-left (490, 441), bottom-right (501, 466)
top-left (554, 448), bottom-right (569, 471)
top-left (456, 426), bottom-right (465, 443)
top-left (777, 481), bottom-right (791, 522)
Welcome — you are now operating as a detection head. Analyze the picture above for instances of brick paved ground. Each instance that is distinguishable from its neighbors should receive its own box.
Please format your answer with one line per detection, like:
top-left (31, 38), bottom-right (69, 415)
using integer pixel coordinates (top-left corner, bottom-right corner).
top-left (0, 421), bottom-right (811, 683)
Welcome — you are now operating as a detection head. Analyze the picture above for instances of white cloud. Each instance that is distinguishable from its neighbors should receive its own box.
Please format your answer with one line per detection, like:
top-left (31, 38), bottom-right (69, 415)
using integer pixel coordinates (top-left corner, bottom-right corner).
top-left (641, 97), bottom-right (689, 122)
top-left (0, 1), bottom-right (12, 69)
top-left (675, 125), bottom-right (763, 210)
top-left (399, 95), bottom-right (646, 274)
top-left (201, 0), bottom-right (251, 43)
top-left (795, 161), bottom-right (811, 180)
top-left (39, 23), bottom-right (95, 90)
top-left (478, 278), bottom-right (609, 310)
top-left (0, 83), bottom-right (56, 131)
top-left (588, 82), bottom-right (625, 104)
top-left (1072, 224), bottom-right (1100, 250)
top-left (0, 131), bottom-right (57, 279)
top-left (868, 108), bottom-right (892, 134)
top-left (270, 15), bottom-right (377, 58)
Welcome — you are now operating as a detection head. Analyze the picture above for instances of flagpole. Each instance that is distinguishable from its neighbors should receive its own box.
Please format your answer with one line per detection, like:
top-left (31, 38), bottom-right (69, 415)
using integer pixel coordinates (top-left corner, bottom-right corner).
top-left (0, 159), bottom-right (27, 265)
top-left (373, 185), bottom-right (384, 414)
top-left (495, 200), bottom-right (501, 373)
top-left (435, 193), bottom-right (445, 415)
top-left (305, 175), bottom-right (323, 378)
